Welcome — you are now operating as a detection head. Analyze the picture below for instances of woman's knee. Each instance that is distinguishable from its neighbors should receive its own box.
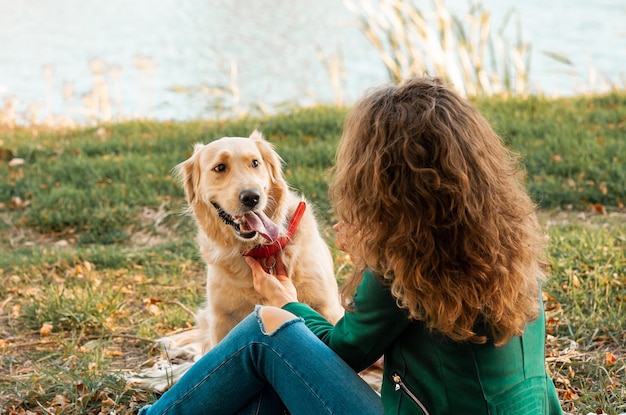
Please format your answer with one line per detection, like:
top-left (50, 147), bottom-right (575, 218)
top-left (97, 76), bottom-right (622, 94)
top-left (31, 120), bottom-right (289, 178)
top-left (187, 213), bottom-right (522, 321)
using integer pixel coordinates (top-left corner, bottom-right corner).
top-left (258, 306), bottom-right (297, 334)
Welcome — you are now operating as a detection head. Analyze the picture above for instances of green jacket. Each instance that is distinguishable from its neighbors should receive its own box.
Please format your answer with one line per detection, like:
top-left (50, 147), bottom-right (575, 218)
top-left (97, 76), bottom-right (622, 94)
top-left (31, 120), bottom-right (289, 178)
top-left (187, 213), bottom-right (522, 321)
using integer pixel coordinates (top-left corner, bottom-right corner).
top-left (283, 270), bottom-right (563, 415)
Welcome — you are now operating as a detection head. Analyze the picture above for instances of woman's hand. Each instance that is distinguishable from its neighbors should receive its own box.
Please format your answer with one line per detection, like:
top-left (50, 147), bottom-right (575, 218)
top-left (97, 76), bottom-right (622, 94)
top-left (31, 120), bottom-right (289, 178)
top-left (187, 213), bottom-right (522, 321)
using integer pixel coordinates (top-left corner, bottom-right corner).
top-left (245, 256), bottom-right (298, 308)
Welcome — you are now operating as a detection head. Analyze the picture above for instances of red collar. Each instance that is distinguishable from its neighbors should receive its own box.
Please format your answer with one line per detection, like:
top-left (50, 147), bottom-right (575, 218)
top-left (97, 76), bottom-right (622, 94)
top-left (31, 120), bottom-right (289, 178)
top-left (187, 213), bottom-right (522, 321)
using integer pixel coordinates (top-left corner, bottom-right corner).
top-left (241, 201), bottom-right (306, 259)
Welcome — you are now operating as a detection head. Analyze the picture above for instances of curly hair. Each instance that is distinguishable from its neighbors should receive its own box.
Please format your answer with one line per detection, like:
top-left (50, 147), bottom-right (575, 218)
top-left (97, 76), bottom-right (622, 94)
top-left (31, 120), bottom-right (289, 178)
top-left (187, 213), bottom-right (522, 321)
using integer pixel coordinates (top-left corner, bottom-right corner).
top-left (330, 77), bottom-right (548, 346)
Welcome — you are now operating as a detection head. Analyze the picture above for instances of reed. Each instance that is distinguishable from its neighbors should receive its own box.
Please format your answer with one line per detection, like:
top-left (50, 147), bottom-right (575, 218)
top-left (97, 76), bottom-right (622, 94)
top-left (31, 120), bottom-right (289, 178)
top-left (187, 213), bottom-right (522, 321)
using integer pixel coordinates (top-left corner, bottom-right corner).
top-left (343, 0), bottom-right (531, 97)
top-left (0, 55), bottom-right (159, 129)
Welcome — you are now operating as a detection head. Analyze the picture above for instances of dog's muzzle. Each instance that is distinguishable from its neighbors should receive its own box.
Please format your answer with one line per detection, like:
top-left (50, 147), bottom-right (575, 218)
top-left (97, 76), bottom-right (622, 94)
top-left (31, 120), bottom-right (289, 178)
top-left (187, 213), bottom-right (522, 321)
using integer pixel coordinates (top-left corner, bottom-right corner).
top-left (211, 202), bottom-right (256, 239)
top-left (211, 201), bottom-right (279, 242)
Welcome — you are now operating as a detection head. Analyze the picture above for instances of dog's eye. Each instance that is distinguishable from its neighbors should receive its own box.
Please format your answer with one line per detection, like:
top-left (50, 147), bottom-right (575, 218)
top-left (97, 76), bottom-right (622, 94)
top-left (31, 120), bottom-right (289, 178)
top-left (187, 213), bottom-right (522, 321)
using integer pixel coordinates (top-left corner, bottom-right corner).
top-left (251, 159), bottom-right (259, 168)
top-left (213, 164), bottom-right (226, 173)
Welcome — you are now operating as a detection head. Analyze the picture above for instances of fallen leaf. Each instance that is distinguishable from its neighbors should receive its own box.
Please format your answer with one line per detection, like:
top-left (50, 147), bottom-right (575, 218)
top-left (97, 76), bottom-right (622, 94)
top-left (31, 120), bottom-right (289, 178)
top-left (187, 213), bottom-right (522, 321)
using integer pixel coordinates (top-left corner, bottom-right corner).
top-left (101, 396), bottom-right (116, 408)
top-left (562, 388), bottom-right (579, 401)
top-left (591, 204), bottom-right (607, 215)
top-left (50, 393), bottom-right (69, 407)
top-left (11, 304), bottom-right (20, 318)
top-left (55, 239), bottom-right (70, 248)
top-left (75, 382), bottom-right (88, 396)
top-left (8, 196), bottom-right (31, 210)
top-left (546, 317), bottom-right (559, 335)
top-left (40, 322), bottom-right (53, 337)
top-left (566, 179), bottom-right (576, 189)
top-left (83, 261), bottom-right (94, 272)
top-left (605, 351), bottom-right (617, 366)
top-left (147, 304), bottom-right (161, 316)
top-left (143, 297), bottom-right (163, 315)
top-left (8, 157), bottom-right (25, 167)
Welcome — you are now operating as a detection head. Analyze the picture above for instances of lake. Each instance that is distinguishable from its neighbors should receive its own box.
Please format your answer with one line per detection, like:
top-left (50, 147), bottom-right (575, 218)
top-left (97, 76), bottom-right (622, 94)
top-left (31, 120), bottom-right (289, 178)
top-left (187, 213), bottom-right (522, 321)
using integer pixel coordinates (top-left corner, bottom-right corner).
top-left (0, 0), bottom-right (624, 124)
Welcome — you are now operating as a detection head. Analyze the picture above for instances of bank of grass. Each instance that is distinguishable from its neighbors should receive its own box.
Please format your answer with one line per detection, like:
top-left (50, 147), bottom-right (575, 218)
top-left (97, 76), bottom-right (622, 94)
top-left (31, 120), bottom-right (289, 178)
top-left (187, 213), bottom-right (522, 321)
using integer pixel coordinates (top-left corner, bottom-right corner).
top-left (0, 93), bottom-right (625, 414)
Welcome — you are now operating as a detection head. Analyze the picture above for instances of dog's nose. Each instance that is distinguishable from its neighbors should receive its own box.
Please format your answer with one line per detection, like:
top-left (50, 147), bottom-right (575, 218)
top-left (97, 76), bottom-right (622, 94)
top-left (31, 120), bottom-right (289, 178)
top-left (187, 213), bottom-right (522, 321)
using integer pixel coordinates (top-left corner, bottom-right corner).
top-left (239, 189), bottom-right (261, 209)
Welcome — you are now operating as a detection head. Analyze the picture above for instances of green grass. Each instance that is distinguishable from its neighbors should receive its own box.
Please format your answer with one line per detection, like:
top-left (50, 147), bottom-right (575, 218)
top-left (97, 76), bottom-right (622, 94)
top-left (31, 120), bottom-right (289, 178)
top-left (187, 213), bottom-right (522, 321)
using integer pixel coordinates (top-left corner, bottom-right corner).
top-left (541, 211), bottom-right (626, 413)
top-left (1, 94), bottom-right (625, 414)
top-left (480, 94), bottom-right (626, 209)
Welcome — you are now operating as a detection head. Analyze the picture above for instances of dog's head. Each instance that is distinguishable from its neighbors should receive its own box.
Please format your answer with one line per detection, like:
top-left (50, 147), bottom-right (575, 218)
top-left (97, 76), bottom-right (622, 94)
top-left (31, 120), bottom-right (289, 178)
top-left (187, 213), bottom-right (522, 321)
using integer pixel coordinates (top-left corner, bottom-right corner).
top-left (177, 130), bottom-right (288, 245)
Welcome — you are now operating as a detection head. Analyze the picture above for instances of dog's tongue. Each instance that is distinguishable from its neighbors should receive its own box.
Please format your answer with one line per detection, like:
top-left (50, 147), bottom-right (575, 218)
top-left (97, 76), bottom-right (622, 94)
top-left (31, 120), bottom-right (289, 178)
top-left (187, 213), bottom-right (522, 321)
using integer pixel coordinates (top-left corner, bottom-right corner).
top-left (243, 211), bottom-right (280, 242)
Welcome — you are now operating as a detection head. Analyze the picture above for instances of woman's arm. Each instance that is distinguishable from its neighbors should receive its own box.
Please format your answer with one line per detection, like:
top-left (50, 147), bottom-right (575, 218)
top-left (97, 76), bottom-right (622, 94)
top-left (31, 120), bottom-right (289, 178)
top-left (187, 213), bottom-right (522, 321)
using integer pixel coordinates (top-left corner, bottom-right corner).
top-left (248, 256), bottom-right (410, 371)
top-left (284, 270), bottom-right (410, 372)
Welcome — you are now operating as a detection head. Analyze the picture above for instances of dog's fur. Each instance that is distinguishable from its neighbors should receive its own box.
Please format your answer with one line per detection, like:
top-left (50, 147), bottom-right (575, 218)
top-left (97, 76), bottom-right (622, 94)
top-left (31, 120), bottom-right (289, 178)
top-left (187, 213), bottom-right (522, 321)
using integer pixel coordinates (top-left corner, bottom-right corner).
top-left (160, 131), bottom-right (342, 363)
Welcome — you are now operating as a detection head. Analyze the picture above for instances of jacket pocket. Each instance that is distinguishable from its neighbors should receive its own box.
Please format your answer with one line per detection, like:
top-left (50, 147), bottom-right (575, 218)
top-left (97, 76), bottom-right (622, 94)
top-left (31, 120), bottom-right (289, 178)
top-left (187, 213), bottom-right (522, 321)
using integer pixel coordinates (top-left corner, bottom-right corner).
top-left (391, 372), bottom-right (431, 415)
top-left (486, 376), bottom-right (547, 414)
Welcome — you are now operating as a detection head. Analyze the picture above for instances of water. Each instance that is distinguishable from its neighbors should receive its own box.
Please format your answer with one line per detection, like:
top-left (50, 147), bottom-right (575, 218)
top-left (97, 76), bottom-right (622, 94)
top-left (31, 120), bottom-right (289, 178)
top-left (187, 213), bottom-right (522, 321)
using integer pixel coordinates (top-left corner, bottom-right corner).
top-left (0, 0), bottom-right (624, 124)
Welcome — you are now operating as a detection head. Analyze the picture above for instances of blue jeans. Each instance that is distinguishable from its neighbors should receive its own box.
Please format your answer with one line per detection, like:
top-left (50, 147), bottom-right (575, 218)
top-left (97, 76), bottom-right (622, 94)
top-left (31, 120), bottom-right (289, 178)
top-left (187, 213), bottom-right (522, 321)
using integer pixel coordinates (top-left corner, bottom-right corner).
top-left (139, 306), bottom-right (384, 415)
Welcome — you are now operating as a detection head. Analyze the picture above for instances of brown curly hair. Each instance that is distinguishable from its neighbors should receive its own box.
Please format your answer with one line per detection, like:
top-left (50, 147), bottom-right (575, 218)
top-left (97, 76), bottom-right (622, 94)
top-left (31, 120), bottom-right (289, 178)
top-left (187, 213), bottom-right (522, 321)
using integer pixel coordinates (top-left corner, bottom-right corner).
top-left (330, 77), bottom-right (547, 346)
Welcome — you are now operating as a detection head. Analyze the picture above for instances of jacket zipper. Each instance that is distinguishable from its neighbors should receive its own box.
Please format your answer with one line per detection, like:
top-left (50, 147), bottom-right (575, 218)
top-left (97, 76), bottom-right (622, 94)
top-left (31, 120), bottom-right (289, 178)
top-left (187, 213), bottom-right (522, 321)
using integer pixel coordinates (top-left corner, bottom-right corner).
top-left (391, 372), bottom-right (431, 415)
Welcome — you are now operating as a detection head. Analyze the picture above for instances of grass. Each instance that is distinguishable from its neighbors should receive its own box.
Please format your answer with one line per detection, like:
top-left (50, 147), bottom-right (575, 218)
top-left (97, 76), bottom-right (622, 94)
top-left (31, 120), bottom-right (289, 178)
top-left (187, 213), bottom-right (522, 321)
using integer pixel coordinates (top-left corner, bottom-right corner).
top-left (541, 211), bottom-right (626, 413)
top-left (1, 93), bottom-right (625, 414)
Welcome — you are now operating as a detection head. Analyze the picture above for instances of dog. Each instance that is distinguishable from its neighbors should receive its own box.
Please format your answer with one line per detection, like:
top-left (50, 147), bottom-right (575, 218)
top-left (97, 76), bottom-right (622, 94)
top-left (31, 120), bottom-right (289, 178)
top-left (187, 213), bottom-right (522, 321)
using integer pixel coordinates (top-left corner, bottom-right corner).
top-left (176, 130), bottom-right (343, 348)
top-left (132, 131), bottom-right (344, 390)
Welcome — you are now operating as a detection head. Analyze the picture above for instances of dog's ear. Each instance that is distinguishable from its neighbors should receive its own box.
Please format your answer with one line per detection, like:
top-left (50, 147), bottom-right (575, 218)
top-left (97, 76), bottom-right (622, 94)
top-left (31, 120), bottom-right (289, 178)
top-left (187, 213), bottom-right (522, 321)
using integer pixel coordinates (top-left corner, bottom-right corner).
top-left (176, 143), bottom-right (203, 204)
top-left (251, 132), bottom-right (288, 215)
top-left (251, 131), bottom-right (284, 186)
top-left (249, 129), bottom-right (264, 141)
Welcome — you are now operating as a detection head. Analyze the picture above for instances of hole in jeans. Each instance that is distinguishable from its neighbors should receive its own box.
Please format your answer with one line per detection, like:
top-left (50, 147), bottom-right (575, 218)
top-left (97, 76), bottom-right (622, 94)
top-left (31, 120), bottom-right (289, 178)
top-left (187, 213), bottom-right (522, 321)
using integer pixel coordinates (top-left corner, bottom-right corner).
top-left (258, 306), bottom-right (297, 335)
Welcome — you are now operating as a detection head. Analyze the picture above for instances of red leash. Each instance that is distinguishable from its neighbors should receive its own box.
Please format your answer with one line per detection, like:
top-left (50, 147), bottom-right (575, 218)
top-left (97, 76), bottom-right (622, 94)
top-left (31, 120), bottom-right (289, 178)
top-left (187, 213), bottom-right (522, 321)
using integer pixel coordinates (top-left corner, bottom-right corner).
top-left (241, 201), bottom-right (306, 259)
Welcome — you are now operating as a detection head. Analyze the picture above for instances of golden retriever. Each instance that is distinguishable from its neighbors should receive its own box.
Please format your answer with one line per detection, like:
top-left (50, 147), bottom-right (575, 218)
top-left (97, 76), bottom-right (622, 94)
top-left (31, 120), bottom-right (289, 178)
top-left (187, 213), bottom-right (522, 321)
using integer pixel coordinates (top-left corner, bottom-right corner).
top-left (162, 130), bottom-right (343, 358)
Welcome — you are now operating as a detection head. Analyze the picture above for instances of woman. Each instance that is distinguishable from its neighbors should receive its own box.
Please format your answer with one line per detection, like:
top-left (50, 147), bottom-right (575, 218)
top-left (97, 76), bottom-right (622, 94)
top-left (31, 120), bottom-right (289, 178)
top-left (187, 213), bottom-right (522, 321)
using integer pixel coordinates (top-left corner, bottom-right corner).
top-left (139, 77), bottom-right (562, 414)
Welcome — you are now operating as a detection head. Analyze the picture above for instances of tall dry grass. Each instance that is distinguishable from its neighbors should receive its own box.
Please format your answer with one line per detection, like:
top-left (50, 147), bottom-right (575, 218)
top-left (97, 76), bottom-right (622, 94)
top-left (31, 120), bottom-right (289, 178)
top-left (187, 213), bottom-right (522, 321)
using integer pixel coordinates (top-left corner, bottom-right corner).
top-left (343, 0), bottom-right (531, 97)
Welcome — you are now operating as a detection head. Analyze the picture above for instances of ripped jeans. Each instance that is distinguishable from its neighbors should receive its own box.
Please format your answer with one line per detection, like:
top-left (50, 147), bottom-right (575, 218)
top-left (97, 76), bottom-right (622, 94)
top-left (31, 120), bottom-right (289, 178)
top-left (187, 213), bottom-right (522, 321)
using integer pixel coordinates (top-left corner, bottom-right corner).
top-left (138, 306), bottom-right (384, 415)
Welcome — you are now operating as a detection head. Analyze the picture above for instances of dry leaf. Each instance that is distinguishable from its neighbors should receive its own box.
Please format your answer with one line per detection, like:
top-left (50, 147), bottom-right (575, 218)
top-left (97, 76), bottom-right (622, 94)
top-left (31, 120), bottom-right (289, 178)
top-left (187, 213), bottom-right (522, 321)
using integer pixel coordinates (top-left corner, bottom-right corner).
top-left (147, 304), bottom-right (161, 316)
top-left (104, 349), bottom-right (124, 357)
top-left (74, 264), bottom-right (85, 278)
top-left (591, 204), bottom-right (607, 215)
top-left (50, 393), bottom-right (69, 407)
top-left (8, 196), bottom-right (31, 210)
top-left (562, 388), bottom-right (579, 401)
top-left (605, 351), bottom-right (617, 366)
top-left (85, 261), bottom-right (94, 271)
top-left (101, 396), bottom-right (115, 406)
top-left (143, 298), bottom-right (163, 315)
top-left (75, 382), bottom-right (88, 396)
top-left (11, 304), bottom-right (20, 318)
top-left (8, 158), bottom-right (25, 167)
top-left (40, 322), bottom-right (53, 337)
top-left (545, 317), bottom-right (559, 335)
